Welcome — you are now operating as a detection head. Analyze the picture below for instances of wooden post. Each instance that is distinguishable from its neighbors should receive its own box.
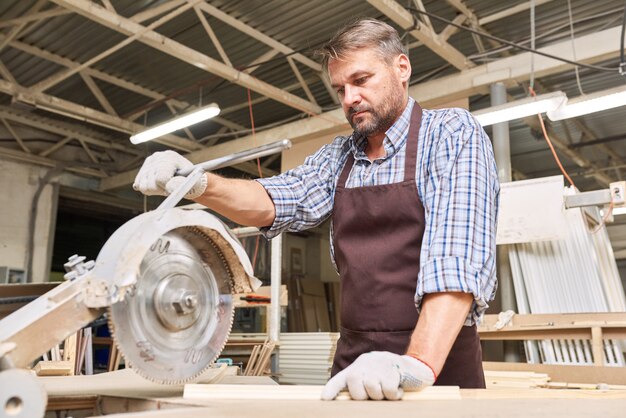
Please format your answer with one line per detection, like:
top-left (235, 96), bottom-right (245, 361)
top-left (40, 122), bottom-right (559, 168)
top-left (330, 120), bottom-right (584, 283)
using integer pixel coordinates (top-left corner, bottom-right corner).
top-left (591, 327), bottom-right (604, 366)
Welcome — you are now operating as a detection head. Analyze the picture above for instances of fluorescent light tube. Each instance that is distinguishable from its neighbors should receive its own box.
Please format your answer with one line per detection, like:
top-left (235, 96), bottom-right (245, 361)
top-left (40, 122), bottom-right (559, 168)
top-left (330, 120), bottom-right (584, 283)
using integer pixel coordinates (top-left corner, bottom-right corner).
top-left (130, 103), bottom-right (220, 144)
top-left (473, 91), bottom-right (567, 127)
top-left (547, 85), bottom-right (626, 121)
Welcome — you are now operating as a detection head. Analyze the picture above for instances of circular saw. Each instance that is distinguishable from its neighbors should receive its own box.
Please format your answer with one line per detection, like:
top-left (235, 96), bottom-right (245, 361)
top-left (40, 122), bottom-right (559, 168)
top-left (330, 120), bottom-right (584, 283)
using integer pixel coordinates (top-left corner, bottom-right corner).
top-left (0, 140), bottom-right (290, 418)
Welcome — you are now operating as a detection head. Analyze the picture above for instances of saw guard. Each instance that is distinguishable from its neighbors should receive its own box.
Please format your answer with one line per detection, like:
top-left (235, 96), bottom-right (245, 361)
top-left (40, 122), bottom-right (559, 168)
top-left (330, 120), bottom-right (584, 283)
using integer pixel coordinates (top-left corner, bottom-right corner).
top-left (89, 208), bottom-right (261, 306)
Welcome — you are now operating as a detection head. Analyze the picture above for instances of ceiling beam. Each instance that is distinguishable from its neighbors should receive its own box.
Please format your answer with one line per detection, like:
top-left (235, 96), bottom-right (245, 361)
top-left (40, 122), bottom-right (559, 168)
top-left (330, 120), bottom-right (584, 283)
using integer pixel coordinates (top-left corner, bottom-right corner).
top-left (0, 105), bottom-right (140, 156)
top-left (51, 0), bottom-right (321, 115)
top-left (39, 136), bottom-right (73, 158)
top-left (0, 79), bottom-right (201, 152)
top-left (196, 1), bottom-right (321, 73)
top-left (100, 25), bottom-right (625, 190)
top-left (478, 0), bottom-right (557, 26)
top-left (0, 8), bottom-right (71, 28)
top-left (130, 0), bottom-right (186, 23)
top-left (33, 0), bottom-right (197, 93)
top-left (0, 0), bottom-right (47, 53)
top-left (79, 71), bottom-right (117, 116)
top-left (367, 0), bottom-right (473, 70)
top-left (193, 5), bottom-right (232, 66)
top-left (3, 37), bottom-right (244, 132)
top-left (0, 145), bottom-right (107, 178)
top-left (1, 118), bottom-right (31, 153)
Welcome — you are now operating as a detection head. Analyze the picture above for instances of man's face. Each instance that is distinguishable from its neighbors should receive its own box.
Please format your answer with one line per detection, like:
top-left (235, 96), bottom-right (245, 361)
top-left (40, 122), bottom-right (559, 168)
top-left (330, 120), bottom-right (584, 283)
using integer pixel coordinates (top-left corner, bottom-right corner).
top-left (328, 48), bottom-right (410, 139)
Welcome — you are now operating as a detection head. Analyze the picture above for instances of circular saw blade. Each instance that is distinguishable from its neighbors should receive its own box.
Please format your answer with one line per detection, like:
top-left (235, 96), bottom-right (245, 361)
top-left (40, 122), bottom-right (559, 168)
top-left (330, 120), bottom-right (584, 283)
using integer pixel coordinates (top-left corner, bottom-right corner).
top-left (109, 226), bottom-right (235, 384)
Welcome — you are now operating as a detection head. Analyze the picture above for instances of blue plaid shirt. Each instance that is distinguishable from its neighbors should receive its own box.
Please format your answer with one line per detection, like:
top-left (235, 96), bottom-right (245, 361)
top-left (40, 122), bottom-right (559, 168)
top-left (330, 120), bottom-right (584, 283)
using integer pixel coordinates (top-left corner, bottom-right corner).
top-left (256, 98), bottom-right (500, 325)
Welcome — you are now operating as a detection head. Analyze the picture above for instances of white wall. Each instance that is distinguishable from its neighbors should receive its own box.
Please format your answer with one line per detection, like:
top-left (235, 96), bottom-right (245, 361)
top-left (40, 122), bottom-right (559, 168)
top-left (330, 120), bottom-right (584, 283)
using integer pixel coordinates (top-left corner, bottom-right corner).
top-left (0, 158), bottom-right (58, 283)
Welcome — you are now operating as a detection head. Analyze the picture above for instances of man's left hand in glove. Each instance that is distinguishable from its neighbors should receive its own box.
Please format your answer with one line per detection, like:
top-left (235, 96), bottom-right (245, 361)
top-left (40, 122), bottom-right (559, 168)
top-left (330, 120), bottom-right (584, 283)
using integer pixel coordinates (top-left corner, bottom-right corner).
top-left (321, 351), bottom-right (436, 401)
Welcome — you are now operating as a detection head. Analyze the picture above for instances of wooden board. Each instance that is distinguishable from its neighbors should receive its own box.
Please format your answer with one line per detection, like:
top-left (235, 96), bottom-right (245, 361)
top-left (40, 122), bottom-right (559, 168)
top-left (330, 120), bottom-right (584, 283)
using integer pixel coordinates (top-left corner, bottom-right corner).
top-left (483, 361), bottom-right (626, 385)
top-left (42, 365), bottom-right (231, 398)
top-left (34, 360), bottom-right (73, 376)
top-left (183, 384), bottom-right (461, 400)
top-left (91, 397), bottom-right (626, 418)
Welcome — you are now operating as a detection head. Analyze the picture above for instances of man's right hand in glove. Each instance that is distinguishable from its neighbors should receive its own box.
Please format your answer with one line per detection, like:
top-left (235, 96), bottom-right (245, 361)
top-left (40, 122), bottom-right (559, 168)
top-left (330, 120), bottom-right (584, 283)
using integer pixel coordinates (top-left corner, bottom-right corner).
top-left (133, 150), bottom-right (208, 200)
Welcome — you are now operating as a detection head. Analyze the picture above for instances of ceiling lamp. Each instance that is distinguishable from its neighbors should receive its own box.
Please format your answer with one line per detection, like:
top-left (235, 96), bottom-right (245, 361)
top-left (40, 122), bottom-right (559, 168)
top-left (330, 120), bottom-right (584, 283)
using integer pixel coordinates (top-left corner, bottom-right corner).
top-left (547, 85), bottom-right (626, 121)
top-left (473, 91), bottom-right (567, 127)
top-left (130, 103), bottom-right (220, 144)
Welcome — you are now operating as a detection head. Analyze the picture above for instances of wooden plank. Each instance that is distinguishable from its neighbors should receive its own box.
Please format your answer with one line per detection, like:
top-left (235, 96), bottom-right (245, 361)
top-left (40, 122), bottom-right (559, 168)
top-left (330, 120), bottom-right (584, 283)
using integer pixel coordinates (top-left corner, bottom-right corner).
top-left (88, 398), bottom-right (626, 418)
top-left (62, 332), bottom-right (78, 375)
top-left (41, 366), bottom-right (231, 397)
top-left (34, 360), bottom-right (73, 376)
top-left (591, 327), bottom-right (604, 366)
top-left (46, 395), bottom-right (97, 411)
top-left (478, 313), bottom-right (626, 341)
top-left (483, 361), bottom-right (626, 385)
top-left (183, 384), bottom-right (461, 400)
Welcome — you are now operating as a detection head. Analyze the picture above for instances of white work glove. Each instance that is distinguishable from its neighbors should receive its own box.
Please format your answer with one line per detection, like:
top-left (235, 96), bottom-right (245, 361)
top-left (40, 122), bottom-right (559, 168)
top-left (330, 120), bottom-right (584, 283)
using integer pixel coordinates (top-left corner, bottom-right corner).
top-left (133, 150), bottom-right (208, 200)
top-left (321, 351), bottom-right (436, 401)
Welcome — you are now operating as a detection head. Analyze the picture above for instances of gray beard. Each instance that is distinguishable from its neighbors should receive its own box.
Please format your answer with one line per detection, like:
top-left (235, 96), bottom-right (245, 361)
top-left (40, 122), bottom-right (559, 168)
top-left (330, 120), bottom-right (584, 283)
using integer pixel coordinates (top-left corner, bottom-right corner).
top-left (347, 95), bottom-right (404, 139)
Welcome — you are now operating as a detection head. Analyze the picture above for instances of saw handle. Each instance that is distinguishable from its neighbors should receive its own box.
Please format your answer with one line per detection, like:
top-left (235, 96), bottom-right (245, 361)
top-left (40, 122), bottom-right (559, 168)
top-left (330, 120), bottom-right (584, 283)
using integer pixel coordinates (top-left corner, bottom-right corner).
top-left (158, 139), bottom-right (291, 210)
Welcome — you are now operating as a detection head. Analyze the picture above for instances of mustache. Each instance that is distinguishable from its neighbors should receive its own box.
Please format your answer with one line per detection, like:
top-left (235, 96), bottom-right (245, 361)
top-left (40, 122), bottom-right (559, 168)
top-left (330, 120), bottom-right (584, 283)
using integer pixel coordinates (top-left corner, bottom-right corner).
top-left (348, 105), bottom-right (371, 118)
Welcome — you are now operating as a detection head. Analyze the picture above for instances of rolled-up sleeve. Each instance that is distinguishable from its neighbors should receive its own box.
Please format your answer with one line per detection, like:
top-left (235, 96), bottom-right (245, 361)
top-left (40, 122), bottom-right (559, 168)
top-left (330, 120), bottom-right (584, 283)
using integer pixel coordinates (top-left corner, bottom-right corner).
top-left (255, 141), bottom-right (339, 238)
top-left (417, 109), bottom-right (500, 325)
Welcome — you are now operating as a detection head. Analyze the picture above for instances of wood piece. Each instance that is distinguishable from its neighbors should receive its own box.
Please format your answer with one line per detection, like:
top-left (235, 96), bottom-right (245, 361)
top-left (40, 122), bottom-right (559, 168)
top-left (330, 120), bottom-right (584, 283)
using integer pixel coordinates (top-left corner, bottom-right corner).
top-left (462, 388), bottom-right (626, 399)
top-left (33, 360), bottom-right (73, 376)
top-left (46, 395), bottom-right (97, 411)
top-left (252, 341), bottom-right (275, 376)
top-left (591, 327), bottom-right (604, 366)
top-left (183, 384), bottom-right (461, 400)
top-left (62, 332), bottom-right (78, 375)
top-left (89, 398), bottom-right (626, 418)
top-left (244, 344), bottom-right (261, 376)
top-left (483, 361), bottom-right (626, 385)
top-left (84, 328), bottom-right (93, 375)
top-left (484, 370), bottom-right (550, 389)
top-left (41, 365), bottom-right (231, 397)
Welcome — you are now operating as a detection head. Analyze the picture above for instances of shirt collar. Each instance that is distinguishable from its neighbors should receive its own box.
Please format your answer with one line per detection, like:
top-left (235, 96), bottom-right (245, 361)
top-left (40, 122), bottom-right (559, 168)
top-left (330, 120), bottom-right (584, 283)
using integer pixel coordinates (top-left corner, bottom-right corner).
top-left (350, 97), bottom-right (415, 161)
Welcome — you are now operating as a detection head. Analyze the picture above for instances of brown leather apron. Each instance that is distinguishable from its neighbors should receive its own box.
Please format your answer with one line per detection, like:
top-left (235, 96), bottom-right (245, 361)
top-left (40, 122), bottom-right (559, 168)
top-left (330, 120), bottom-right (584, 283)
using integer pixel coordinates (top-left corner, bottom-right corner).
top-left (330, 103), bottom-right (485, 388)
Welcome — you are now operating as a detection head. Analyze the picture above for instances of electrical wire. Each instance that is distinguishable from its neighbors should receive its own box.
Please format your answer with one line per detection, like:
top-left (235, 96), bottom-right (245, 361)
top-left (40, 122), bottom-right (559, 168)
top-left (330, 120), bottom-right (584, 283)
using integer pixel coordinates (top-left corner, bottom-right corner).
top-left (621, 0), bottom-right (626, 74)
top-left (528, 86), bottom-right (577, 189)
top-left (406, 7), bottom-right (620, 72)
top-left (588, 201), bottom-right (615, 234)
top-left (530, 0), bottom-right (536, 91)
top-left (247, 88), bottom-right (263, 271)
top-left (468, 8), bottom-right (625, 61)
top-left (567, 0), bottom-right (586, 95)
top-left (525, 87), bottom-right (614, 233)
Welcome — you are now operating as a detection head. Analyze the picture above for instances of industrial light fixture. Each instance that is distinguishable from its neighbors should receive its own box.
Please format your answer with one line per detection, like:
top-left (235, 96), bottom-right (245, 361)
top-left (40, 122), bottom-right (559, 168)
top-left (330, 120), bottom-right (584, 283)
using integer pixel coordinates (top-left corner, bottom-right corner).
top-left (547, 85), bottom-right (626, 121)
top-left (130, 103), bottom-right (220, 144)
top-left (473, 91), bottom-right (567, 127)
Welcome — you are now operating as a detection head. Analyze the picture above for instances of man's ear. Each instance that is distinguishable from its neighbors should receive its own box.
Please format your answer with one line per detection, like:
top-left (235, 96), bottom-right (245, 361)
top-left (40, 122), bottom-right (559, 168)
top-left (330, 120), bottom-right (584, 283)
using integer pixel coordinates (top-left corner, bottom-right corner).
top-left (395, 54), bottom-right (411, 84)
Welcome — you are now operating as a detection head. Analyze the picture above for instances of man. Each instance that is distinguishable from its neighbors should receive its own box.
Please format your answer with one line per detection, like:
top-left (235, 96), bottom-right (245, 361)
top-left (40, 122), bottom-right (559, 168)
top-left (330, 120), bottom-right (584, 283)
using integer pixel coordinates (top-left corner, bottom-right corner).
top-left (134, 19), bottom-right (500, 400)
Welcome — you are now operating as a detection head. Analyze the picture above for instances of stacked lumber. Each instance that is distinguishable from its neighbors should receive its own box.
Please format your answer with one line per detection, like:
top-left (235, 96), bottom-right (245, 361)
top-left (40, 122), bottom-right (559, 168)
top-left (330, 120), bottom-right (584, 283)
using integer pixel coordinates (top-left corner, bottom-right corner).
top-left (278, 332), bottom-right (339, 384)
top-left (484, 370), bottom-right (550, 389)
top-left (244, 339), bottom-right (276, 376)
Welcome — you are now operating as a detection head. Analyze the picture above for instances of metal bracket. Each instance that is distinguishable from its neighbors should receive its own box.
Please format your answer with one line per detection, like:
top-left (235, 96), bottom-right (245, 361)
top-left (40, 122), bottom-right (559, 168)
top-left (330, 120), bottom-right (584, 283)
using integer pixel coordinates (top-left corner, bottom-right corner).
top-left (563, 189), bottom-right (612, 209)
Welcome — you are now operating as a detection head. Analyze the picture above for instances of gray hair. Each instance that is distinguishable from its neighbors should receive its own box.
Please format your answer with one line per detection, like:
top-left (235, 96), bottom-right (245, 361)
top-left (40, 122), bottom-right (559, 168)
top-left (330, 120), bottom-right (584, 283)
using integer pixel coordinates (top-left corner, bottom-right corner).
top-left (317, 18), bottom-right (407, 72)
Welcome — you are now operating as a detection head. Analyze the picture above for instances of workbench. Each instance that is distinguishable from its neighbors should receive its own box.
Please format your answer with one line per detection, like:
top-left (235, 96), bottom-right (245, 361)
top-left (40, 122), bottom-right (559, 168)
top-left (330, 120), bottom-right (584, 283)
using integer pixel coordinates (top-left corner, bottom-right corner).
top-left (41, 367), bottom-right (626, 418)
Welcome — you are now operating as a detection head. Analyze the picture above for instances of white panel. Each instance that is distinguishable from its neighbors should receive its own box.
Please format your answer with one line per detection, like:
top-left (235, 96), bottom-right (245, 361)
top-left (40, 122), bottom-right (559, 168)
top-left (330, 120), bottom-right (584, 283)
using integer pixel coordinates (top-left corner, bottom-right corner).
top-left (497, 175), bottom-right (567, 245)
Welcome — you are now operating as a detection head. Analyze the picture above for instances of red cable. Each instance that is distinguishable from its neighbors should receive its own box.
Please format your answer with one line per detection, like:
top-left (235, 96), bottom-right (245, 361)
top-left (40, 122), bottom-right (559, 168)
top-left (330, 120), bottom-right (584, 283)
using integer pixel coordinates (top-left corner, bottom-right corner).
top-left (528, 87), bottom-right (577, 189)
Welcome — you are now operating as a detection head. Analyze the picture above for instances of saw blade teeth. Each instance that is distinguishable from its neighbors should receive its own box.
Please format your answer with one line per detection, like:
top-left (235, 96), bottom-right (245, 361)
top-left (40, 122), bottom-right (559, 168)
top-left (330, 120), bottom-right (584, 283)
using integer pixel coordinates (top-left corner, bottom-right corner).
top-left (108, 226), bottom-right (239, 385)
